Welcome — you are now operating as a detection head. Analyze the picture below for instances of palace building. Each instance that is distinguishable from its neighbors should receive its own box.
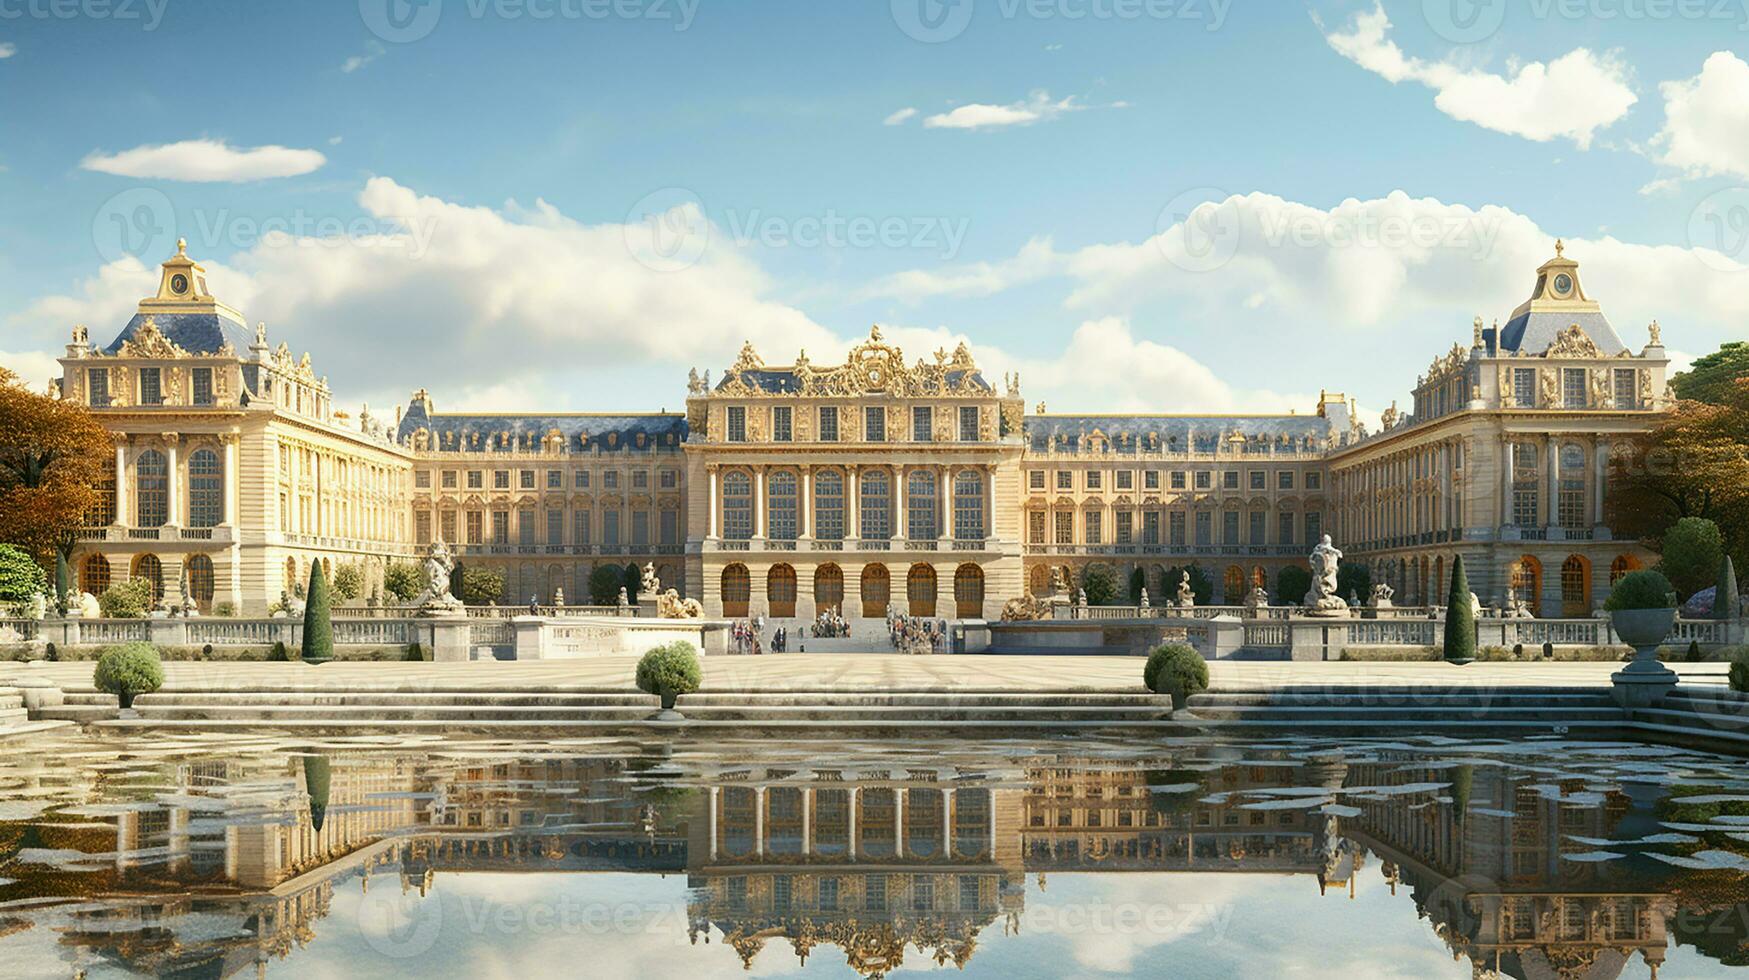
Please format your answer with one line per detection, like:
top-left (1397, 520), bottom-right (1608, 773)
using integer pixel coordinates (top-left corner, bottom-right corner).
top-left (56, 241), bottom-right (1668, 620)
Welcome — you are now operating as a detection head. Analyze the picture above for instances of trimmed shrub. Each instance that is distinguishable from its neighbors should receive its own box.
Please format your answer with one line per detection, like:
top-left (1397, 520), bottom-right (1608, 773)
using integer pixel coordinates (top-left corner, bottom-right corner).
top-left (1605, 569), bottom-right (1677, 611)
top-left (459, 565), bottom-right (505, 605)
top-left (268, 640), bottom-right (292, 662)
top-left (1337, 564), bottom-right (1373, 606)
top-left (53, 551), bottom-right (70, 609)
top-left (98, 578), bottom-right (153, 618)
top-left (0, 544), bottom-right (47, 604)
top-left (1144, 643), bottom-right (1209, 704)
top-left (635, 641), bottom-right (702, 708)
top-left (1443, 556), bottom-right (1476, 662)
top-left (1661, 517), bottom-right (1724, 599)
top-left (1128, 567), bottom-right (1146, 604)
top-left (43, 642), bottom-right (57, 662)
top-left (332, 562), bottom-right (364, 602)
top-left (1276, 565), bottom-right (1311, 605)
top-left (304, 756), bottom-right (331, 832)
top-left (303, 562), bottom-right (333, 662)
top-left (1541, 641), bottom-right (1554, 661)
top-left (93, 642), bottom-right (164, 709)
top-left (1719, 557), bottom-right (1741, 621)
top-left (623, 562), bottom-right (642, 600)
top-left (213, 601), bottom-right (236, 617)
top-left (1081, 564), bottom-right (1120, 606)
top-left (405, 642), bottom-right (427, 663)
top-left (383, 561), bottom-right (425, 602)
top-left (1688, 640), bottom-right (1705, 663)
top-left (589, 564), bottom-right (626, 605)
top-left (1731, 653), bottom-right (1749, 694)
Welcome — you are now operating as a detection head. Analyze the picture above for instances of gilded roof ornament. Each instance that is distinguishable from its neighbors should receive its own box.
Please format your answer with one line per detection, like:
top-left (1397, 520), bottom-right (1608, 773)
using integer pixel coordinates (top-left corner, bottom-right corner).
top-left (116, 316), bottom-right (189, 359)
top-left (1544, 323), bottom-right (1602, 359)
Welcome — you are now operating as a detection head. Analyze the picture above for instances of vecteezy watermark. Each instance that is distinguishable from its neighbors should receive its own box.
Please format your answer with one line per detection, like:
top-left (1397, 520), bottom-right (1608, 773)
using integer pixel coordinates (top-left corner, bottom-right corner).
top-left (0, 0), bottom-right (170, 30)
top-left (1422, 0), bottom-right (1508, 43)
top-left (357, 891), bottom-right (690, 960)
top-left (1154, 187), bottom-right (1240, 274)
top-left (891, 0), bottom-right (1230, 43)
top-left (1256, 203), bottom-right (1504, 259)
top-left (360, 0), bottom-right (699, 44)
top-left (624, 187), bottom-right (970, 272)
top-left (91, 188), bottom-right (443, 265)
top-left (1687, 186), bottom-right (1749, 274)
top-left (1426, 0), bottom-right (1749, 43)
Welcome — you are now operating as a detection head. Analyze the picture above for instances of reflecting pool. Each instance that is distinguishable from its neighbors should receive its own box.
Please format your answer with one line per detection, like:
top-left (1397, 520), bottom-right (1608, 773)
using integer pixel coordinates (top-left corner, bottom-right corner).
top-left (3, 732), bottom-right (1749, 978)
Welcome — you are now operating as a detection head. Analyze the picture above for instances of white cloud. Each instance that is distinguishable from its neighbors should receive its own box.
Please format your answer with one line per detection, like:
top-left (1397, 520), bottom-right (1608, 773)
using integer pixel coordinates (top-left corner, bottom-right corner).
top-left (0, 42), bottom-right (16, 59)
top-left (1651, 50), bottom-right (1749, 181)
top-left (0, 349), bottom-right (60, 390)
top-left (882, 107), bottom-right (918, 126)
top-left (923, 91), bottom-right (1091, 130)
top-left (341, 40), bottom-right (386, 73)
top-left (80, 139), bottom-right (327, 182)
top-left (1321, 4), bottom-right (1636, 149)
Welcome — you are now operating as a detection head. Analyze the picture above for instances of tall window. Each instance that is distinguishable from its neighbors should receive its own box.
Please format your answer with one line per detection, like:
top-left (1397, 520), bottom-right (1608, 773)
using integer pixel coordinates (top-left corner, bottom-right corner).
top-left (814, 469), bottom-right (845, 540)
top-left (722, 471), bottom-right (753, 540)
top-left (519, 509), bottom-right (536, 545)
top-left (953, 471), bottom-right (985, 541)
top-left (88, 368), bottom-right (110, 407)
top-left (547, 509), bottom-right (564, 545)
top-left (1116, 511), bottom-right (1133, 544)
top-left (660, 509), bottom-right (678, 545)
top-left (492, 510), bottom-right (509, 544)
top-left (1562, 368), bottom-right (1587, 408)
top-left (1054, 512), bottom-right (1073, 545)
top-left (1305, 511), bottom-right (1322, 543)
top-left (1085, 511), bottom-right (1102, 545)
top-left (1558, 443), bottom-right (1587, 529)
top-left (139, 367), bottom-right (163, 406)
top-left (1143, 511), bottom-right (1160, 545)
top-left (1278, 512), bottom-right (1296, 545)
top-left (571, 511), bottom-right (590, 545)
top-left (906, 470), bottom-right (938, 540)
top-left (1222, 511), bottom-right (1240, 545)
top-left (818, 406), bottom-right (839, 442)
top-left (136, 449), bottom-right (168, 527)
top-left (864, 406), bottom-right (886, 442)
top-left (192, 367), bottom-right (214, 406)
top-left (603, 510), bottom-right (620, 546)
top-left (912, 406), bottom-right (933, 442)
top-left (89, 462), bottom-right (117, 526)
top-left (959, 406), bottom-right (979, 441)
top-left (1249, 511), bottom-right (1265, 544)
top-left (467, 511), bottom-right (483, 544)
top-left (768, 471), bottom-right (798, 540)
top-left (1195, 512), bottom-right (1212, 547)
top-left (726, 406), bottom-right (747, 442)
top-left (1512, 442), bottom-right (1540, 527)
top-left (1028, 511), bottom-right (1045, 544)
top-left (186, 554), bottom-right (214, 605)
top-left (860, 470), bottom-right (891, 539)
top-left (1513, 368), bottom-right (1537, 408)
top-left (188, 448), bottom-right (222, 527)
top-left (772, 406), bottom-right (793, 442)
top-left (1170, 512), bottom-right (1186, 547)
top-left (1614, 368), bottom-right (1637, 409)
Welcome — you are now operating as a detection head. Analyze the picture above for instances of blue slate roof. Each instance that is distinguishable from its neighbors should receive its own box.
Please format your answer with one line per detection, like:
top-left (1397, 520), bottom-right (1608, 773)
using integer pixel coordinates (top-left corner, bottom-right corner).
top-left (104, 311), bottom-right (253, 357)
top-left (717, 367), bottom-right (993, 394)
top-left (397, 399), bottom-right (687, 453)
top-left (1023, 414), bottom-right (1335, 454)
top-left (1498, 311), bottom-right (1626, 357)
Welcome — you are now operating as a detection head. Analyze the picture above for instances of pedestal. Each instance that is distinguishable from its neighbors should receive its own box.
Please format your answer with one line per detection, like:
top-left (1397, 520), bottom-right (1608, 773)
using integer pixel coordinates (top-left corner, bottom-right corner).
top-left (427, 618), bottom-right (474, 663)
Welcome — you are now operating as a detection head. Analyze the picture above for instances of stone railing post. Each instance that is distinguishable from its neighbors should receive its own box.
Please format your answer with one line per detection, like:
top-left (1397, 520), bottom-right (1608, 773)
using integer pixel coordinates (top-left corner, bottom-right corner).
top-left (1206, 614), bottom-right (1244, 659)
top-left (428, 617), bottom-right (474, 662)
top-left (512, 616), bottom-right (545, 660)
top-left (148, 619), bottom-right (188, 649)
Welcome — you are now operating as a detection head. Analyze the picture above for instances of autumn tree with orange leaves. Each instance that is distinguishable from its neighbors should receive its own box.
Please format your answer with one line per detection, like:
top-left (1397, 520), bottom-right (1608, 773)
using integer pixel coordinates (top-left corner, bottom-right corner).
top-left (0, 368), bottom-right (113, 564)
top-left (1608, 373), bottom-right (1749, 570)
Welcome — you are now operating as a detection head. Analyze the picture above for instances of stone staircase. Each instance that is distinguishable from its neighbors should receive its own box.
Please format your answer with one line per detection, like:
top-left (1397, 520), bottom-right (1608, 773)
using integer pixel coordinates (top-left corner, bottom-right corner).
top-left (0, 685), bottom-right (74, 741)
top-left (1177, 686), bottom-right (1627, 733)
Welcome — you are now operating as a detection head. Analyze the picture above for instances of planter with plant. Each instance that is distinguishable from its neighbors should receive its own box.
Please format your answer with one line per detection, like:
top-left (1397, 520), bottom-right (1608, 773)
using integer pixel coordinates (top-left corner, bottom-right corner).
top-left (92, 642), bottom-right (164, 713)
top-left (635, 641), bottom-right (702, 718)
top-left (1144, 642), bottom-right (1209, 710)
top-left (1605, 569), bottom-right (1679, 706)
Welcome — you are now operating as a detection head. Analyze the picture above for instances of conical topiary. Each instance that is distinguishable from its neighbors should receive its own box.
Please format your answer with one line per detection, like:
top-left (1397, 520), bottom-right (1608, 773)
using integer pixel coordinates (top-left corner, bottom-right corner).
top-left (302, 562), bottom-right (333, 663)
top-left (304, 755), bottom-right (331, 832)
top-left (1443, 556), bottom-right (1476, 663)
top-left (54, 550), bottom-right (71, 614)
top-left (1718, 556), bottom-right (1740, 621)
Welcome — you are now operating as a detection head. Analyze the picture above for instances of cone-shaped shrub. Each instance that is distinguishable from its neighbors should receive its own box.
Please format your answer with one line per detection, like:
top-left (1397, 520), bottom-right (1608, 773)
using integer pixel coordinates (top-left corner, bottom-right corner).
top-left (54, 551), bottom-right (71, 612)
top-left (304, 755), bottom-right (331, 832)
top-left (1719, 556), bottom-right (1741, 621)
top-left (1443, 556), bottom-right (1476, 663)
top-left (302, 562), bottom-right (333, 663)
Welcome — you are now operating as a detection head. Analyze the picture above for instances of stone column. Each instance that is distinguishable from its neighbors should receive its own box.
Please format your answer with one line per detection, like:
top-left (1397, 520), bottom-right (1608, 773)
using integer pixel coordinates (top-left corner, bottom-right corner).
top-left (1592, 439), bottom-right (1608, 526)
top-left (801, 787), bottom-right (812, 857)
top-left (1545, 435), bottom-right (1559, 530)
top-left (799, 467), bottom-right (812, 540)
top-left (754, 787), bottom-right (765, 858)
top-left (223, 434), bottom-right (238, 526)
top-left (754, 467), bottom-right (766, 540)
top-left (166, 439), bottom-right (181, 527)
top-left (895, 467), bottom-right (907, 543)
top-left (114, 441), bottom-right (129, 527)
top-left (707, 467), bottom-right (719, 539)
top-left (708, 787), bottom-right (719, 861)
top-left (848, 466), bottom-right (861, 542)
top-left (895, 788), bottom-right (905, 859)
top-left (1500, 439), bottom-right (1514, 528)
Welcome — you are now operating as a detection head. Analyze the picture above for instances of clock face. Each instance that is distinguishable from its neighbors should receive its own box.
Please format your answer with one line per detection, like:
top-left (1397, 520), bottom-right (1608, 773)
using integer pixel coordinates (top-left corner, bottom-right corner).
top-left (1553, 273), bottom-right (1573, 295)
top-left (170, 274), bottom-right (189, 294)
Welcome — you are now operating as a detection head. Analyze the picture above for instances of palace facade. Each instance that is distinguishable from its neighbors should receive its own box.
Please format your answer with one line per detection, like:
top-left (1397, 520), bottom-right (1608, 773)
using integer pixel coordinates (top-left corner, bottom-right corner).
top-left (56, 241), bottom-right (1667, 619)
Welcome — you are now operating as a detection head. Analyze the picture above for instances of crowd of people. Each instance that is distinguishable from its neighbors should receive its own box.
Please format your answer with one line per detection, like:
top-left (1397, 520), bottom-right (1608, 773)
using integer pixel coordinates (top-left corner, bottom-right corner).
top-left (812, 610), bottom-right (850, 637)
top-left (725, 607), bottom-right (951, 655)
top-left (887, 612), bottom-right (949, 655)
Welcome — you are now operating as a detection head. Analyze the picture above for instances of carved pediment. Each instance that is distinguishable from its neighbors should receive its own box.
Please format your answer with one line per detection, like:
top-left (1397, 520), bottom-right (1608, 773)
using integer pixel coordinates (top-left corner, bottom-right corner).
top-left (1545, 323), bottom-right (1602, 359)
top-left (116, 317), bottom-right (188, 359)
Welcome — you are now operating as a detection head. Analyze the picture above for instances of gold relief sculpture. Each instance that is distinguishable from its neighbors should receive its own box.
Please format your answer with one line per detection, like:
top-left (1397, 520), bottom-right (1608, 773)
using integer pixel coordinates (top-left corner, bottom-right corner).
top-left (713, 327), bottom-right (993, 399)
top-left (116, 316), bottom-right (189, 359)
top-left (1496, 364), bottom-right (1510, 400)
top-left (746, 407), bottom-right (767, 442)
top-left (1538, 369), bottom-right (1558, 407)
top-left (1000, 401), bottom-right (1021, 437)
top-left (1544, 323), bottom-right (1602, 359)
top-left (165, 367), bottom-right (183, 402)
top-left (979, 406), bottom-right (996, 441)
top-left (1590, 369), bottom-right (1611, 408)
top-left (1424, 343), bottom-right (1466, 383)
top-left (1639, 369), bottom-right (1653, 406)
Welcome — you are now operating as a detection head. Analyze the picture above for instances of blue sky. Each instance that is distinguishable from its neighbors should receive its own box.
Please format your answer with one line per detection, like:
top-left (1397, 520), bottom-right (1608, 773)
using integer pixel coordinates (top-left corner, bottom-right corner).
top-left (2, 0), bottom-right (1746, 419)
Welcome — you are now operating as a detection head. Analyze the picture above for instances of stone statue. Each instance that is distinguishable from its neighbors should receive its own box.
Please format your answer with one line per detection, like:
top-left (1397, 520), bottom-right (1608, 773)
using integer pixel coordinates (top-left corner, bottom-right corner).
top-left (616, 587), bottom-right (629, 609)
top-left (1049, 566), bottom-right (1069, 597)
top-left (1245, 585), bottom-right (1270, 613)
top-left (641, 562), bottom-right (660, 597)
top-left (1076, 588), bottom-right (1088, 607)
top-left (1176, 571), bottom-right (1196, 610)
top-left (1139, 588), bottom-right (1150, 609)
top-left (1369, 582), bottom-right (1394, 608)
top-left (71, 591), bottom-right (99, 619)
top-left (412, 540), bottom-right (464, 614)
top-left (1502, 585), bottom-right (1533, 619)
top-left (1303, 535), bottom-right (1350, 617)
top-left (25, 592), bottom-right (46, 621)
top-left (1649, 320), bottom-right (1661, 346)
top-left (553, 587), bottom-right (565, 606)
top-left (657, 588), bottom-right (703, 619)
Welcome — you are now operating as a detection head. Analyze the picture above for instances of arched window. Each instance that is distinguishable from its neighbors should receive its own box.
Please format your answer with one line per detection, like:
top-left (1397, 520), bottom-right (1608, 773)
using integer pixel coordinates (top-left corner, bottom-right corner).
top-left (186, 554), bottom-right (214, 606)
top-left (813, 469), bottom-right (845, 541)
top-left (860, 470), bottom-right (891, 541)
top-left (1558, 444), bottom-right (1587, 530)
top-left (136, 450), bottom-right (168, 527)
top-left (768, 472), bottom-right (798, 541)
top-left (81, 554), bottom-right (111, 595)
top-left (1511, 443), bottom-right (1540, 528)
top-left (907, 563), bottom-right (937, 617)
top-left (906, 470), bottom-right (938, 542)
top-left (1223, 565), bottom-right (1245, 604)
top-left (955, 563), bottom-right (984, 618)
top-left (133, 554), bottom-right (163, 604)
top-left (722, 472), bottom-right (753, 540)
top-left (768, 564), bottom-right (797, 618)
top-left (188, 448), bottom-right (223, 528)
top-left (1028, 564), bottom-right (1050, 596)
top-left (1610, 554), bottom-right (1643, 585)
top-left (860, 564), bottom-right (889, 619)
top-left (1511, 556), bottom-right (1543, 616)
top-left (721, 564), bottom-right (750, 618)
top-left (814, 563), bottom-right (844, 615)
top-left (953, 470), bottom-right (985, 541)
top-left (1561, 555), bottom-right (1590, 617)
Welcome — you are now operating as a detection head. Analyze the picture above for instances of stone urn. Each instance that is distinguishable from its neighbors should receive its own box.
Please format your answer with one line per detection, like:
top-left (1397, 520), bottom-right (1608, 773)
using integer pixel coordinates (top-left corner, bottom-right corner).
top-left (1610, 607), bottom-right (1678, 708)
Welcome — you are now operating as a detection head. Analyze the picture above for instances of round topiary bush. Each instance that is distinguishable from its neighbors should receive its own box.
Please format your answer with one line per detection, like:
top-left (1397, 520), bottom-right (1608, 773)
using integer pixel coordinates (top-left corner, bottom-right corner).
top-left (1143, 642), bottom-right (1209, 708)
top-left (635, 641), bottom-right (702, 710)
top-left (1730, 653), bottom-right (1749, 694)
top-left (1605, 570), bottom-right (1677, 611)
top-left (93, 642), bottom-right (165, 710)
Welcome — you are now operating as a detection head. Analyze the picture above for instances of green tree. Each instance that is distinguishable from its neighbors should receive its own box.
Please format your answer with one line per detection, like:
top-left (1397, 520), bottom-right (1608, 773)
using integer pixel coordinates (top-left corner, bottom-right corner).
top-left (589, 564), bottom-right (625, 605)
top-left (304, 755), bottom-right (332, 832)
top-left (1276, 565), bottom-right (1311, 605)
top-left (1081, 564), bottom-right (1121, 605)
top-left (623, 562), bottom-right (642, 599)
top-left (459, 566), bottom-right (505, 605)
top-left (1443, 556), bottom-right (1476, 662)
top-left (98, 578), bottom-right (152, 618)
top-left (331, 562), bottom-right (364, 603)
top-left (1672, 341), bottom-right (1749, 405)
top-left (1720, 556), bottom-right (1741, 621)
top-left (382, 561), bottom-right (425, 603)
top-left (53, 551), bottom-right (70, 610)
top-left (302, 561), bottom-right (333, 662)
top-left (1660, 516), bottom-right (1725, 599)
top-left (0, 543), bottom-right (48, 604)
top-left (1337, 564), bottom-right (1372, 605)
top-left (93, 642), bottom-right (164, 709)
top-left (1128, 567), bottom-right (1146, 603)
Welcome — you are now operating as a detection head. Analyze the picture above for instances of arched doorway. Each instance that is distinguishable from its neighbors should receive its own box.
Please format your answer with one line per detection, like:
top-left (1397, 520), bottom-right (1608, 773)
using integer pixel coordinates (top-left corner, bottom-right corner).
top-left (186, 554), bottom-right (215, 609)
top-left (721, 563), bottom-right (750, 618)
top-left (1223, 566), bottom-right (1245, 604)
top-left (1029, 564), bottom-right (1049, 596)
top-left (767, 564), bottom-right (797, 618)
top-left (80, 554), bottom-right (111, 596)
top-left (860, 565), bottom-right (889, 619)
top-left (1560, 555), bottom-right (1590, 617)
top-left (814, 564), bottom-right (843, 616)
top-left (1610, 554), bottom-right (1643, 585)
top-left (954, 564), bottom-right (984, 618)
top-left (907, 563), bottom-right (937, 617)
top-left (133, 554), bottom-right (163, 604)
top-left (1511, 556), bottom-right (1543, 616)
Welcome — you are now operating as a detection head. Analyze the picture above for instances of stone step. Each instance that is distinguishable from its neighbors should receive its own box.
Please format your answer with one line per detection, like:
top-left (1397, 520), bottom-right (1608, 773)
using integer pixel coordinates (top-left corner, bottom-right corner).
top-left (0, 720), bottom-right (76, 742)
top-left (1184, 717), bottom-right (1625, 732)
top-left (675, 692), bottom-right (1163, 707)
top-left (132, 704), bottom-right (659, 723)
top-left (1181, 705), bottom-right (1624, 723)
top-left (130, 691), bottom-right (660, 708)
top-left (92, 717), bottom-right (1191, 733)
top-left (1187, 692), bottom-right (1617, 708)
top-left (0, 707), bottom-right (29, 727)
top-left (671, 704), bottom-right (1174, 723)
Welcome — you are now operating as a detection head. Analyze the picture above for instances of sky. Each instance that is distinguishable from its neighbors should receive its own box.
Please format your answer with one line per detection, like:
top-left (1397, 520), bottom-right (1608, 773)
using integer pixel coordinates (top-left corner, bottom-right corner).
top-left (1, 0), bottom-right (1747, 424)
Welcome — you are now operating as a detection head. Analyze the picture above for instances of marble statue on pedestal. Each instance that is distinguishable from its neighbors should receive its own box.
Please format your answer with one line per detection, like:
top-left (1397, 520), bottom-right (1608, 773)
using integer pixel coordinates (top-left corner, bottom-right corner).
top-left (1369, 582), bottom-right (1394, 609)
top-left (1139, 588), bottom-right (1150, 609)
top-left (641, 562), bottom-right (660, 597)
top-left (1303, 535), bottom-right (1351, 618)
top-left (1176, 571), bottom-right (1196, 609)
top-left (412, 540), bottom-right (465, 615)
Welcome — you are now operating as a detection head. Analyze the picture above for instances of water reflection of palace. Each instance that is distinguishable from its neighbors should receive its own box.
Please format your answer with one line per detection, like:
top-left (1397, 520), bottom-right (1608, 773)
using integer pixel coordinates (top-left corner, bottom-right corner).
top-left (0, 746), bottom-right (1739, 979)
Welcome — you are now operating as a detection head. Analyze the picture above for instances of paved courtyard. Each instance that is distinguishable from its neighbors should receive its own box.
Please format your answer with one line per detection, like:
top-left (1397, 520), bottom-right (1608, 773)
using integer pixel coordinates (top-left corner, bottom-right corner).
top-left (2, 655), bottom-right (1730, 694)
